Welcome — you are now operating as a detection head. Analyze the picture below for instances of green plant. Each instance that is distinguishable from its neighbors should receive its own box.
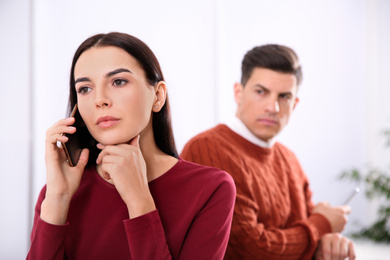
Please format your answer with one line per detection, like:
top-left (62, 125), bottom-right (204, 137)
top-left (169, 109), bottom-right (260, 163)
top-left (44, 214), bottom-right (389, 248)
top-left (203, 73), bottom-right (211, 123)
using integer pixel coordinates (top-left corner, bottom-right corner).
top-left (339, 130), bottom-right (390, 243)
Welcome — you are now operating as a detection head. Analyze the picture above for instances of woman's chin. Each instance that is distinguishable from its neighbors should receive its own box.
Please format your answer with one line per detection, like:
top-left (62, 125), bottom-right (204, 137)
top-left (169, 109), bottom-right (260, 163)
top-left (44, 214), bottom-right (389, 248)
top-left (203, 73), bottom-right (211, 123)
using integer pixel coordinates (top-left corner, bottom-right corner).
top-left (97, 138), bottom-right (133, 146)
top-left (93, 132), bottom-right (138, 146)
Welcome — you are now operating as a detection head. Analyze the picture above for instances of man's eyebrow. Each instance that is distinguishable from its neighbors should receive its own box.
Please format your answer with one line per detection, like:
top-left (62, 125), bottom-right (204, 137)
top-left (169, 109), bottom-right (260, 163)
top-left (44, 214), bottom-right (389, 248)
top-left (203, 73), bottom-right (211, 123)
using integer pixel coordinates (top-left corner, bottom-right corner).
top-left (254, 84), bottom-right (293, 96)
top-left (105, 68), bottom-right (132, 78)
top-left (254, 84), bottom-right (269, 92)
top-left (279, 91), bottom-right (293, 96)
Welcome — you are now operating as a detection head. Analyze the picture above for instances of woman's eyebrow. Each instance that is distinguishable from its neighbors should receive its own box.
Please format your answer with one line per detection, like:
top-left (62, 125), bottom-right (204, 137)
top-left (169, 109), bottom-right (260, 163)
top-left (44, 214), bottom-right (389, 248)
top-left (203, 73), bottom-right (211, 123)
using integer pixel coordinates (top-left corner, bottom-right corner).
top-left (105, 68), bottom-right (132, 78)
top-left (75, 68), bottom-right (132, 84)
top-left (75, 77), bottom-right (90, 84)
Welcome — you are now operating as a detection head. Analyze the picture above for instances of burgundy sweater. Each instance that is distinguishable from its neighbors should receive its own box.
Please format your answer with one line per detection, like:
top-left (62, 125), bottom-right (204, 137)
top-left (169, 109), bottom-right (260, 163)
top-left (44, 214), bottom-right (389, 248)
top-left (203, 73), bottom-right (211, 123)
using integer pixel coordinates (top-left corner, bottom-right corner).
top-left (180, 125), bottom-right (332, 260)
top-left (27, 158), bottom-right (236, 260)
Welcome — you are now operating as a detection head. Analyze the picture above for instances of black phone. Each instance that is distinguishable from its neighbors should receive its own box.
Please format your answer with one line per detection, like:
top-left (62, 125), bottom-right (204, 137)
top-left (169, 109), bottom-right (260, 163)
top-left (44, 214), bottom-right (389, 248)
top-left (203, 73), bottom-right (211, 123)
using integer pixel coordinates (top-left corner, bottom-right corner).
top-left (61, 104), bottom-right (92, 167)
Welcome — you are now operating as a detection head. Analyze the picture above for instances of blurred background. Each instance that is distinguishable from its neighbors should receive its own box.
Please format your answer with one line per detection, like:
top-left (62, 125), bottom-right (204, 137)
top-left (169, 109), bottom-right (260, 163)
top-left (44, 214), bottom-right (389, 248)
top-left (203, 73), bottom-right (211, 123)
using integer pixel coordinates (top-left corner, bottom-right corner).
top-left (1, 0), bottom-right (389, 259)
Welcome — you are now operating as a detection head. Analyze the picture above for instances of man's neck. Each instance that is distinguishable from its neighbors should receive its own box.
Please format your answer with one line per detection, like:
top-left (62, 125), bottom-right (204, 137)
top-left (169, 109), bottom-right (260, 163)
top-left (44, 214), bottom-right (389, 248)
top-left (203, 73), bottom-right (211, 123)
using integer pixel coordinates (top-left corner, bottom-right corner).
top-left (225, 116), bottom-right (275, 148)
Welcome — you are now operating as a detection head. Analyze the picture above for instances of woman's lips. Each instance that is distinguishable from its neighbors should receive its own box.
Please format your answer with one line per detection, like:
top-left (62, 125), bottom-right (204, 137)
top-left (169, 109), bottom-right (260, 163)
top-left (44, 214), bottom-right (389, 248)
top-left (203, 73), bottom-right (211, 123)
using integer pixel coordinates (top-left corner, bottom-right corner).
top-left (96, 116), bottom-right (120, 128)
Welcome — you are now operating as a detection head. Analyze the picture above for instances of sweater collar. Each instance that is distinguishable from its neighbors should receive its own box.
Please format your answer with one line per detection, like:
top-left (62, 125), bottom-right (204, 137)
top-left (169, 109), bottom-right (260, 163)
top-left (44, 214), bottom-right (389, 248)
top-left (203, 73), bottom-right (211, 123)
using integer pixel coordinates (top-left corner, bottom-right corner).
top-left (225, 116), bottom-right (276, 149)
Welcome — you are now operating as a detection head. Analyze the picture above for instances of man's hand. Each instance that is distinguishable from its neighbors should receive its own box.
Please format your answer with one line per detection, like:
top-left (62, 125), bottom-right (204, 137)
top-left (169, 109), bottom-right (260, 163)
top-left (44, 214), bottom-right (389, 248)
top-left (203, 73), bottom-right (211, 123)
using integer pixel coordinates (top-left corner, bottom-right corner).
top-left (315, 233), bottom-right (355, 260)
top-left (312, 202), bottom-right (350, 232)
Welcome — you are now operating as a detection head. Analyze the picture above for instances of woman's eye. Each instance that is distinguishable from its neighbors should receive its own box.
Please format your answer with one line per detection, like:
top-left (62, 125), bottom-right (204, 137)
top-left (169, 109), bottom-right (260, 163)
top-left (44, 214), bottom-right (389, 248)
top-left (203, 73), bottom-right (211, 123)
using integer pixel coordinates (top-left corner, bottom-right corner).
top-left (113, 79), bottom-right (127, 87)
top-left (77, 86), bottom-right (91, 94)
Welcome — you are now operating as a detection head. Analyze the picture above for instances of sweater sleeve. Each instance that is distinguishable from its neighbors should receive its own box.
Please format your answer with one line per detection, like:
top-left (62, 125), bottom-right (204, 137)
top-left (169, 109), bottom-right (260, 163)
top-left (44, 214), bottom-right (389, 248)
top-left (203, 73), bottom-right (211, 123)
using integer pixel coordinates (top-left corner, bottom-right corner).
top-left (124, 172), bottom-right (236, 260)
top-left (181, 135), bottom-right (331, 260)
top-left (124, 210), bottom-right (172, 259)
top-left (26, 186), bottom-right (68, 260)
top-left (177, 171), bottom-right (236, 259)
top-left (228, 192), bottom-right (330, 259)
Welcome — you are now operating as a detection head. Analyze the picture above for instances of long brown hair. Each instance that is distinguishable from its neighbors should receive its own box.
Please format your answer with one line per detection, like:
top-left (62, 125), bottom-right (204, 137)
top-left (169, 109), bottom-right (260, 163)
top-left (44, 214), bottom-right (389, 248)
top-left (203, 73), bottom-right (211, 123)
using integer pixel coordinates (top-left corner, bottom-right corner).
top-left (68, 32), bottom-right (178, 162)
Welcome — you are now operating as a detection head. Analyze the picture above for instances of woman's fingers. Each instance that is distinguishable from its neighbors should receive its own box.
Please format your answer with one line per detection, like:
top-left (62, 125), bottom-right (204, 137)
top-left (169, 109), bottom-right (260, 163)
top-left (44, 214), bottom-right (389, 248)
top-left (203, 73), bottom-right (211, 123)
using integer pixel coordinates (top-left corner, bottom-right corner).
top-left (129, 135), bottom-right (140, 147)
top-left (46, 118), bottom-right (76, 144)
top-left (96, 142), bottom-right (137, 164)
top-left (75, 148), bottom-right (89, 168)
top-left (96, 140), bottom-right (145, 183)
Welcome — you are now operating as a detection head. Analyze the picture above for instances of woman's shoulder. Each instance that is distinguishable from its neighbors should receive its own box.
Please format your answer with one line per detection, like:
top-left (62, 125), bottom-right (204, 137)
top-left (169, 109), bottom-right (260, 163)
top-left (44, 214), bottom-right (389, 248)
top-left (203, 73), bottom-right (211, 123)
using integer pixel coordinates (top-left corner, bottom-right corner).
top-left (173, 158), bottom-right (236, 200)
top-left (176, 158), bottom-right (235, 186)
top-left (152, 157), bottom-right (233, 187)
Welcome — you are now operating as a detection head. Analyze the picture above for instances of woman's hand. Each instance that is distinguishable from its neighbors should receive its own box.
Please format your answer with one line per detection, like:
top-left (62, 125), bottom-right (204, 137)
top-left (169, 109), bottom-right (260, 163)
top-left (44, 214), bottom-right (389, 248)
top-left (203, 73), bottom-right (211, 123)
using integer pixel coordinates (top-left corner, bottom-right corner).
top-left (96, 135), bottom-right (156, 218)
top-left (41, 117), bottom-right (89, 225)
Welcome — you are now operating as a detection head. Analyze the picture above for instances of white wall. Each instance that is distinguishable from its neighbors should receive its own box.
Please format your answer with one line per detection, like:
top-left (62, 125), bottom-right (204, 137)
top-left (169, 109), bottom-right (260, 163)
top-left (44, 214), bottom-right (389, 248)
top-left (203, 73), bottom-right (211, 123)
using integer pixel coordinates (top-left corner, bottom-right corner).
top-left (364, 0), bottom-right (390, 226)
top-left (0, 0), bottom-right (31, 259)
top-left (1, 0), bottom-right (389, 258)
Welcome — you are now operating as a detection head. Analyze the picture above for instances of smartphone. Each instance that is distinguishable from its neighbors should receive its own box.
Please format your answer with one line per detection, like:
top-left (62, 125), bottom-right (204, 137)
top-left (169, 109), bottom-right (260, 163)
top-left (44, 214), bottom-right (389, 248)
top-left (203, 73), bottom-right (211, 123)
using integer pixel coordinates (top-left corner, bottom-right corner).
top-left (61, 104), bottom-right (91, 167)
top-left (343, 187), bottom-right (360, 205)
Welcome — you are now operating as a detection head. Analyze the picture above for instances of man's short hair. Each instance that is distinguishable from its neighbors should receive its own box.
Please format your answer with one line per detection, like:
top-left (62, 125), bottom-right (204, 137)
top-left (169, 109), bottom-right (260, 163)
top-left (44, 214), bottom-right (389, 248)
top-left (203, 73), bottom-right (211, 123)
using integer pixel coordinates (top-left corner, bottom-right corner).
top-left (241, 44), bottom-right (302, 87)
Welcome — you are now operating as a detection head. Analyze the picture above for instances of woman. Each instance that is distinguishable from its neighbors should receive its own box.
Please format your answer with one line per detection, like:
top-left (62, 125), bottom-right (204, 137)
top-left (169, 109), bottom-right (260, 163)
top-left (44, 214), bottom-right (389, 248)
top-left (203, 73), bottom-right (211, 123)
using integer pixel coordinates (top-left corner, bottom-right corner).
top-left (27, 32), bottom-right (235, 260)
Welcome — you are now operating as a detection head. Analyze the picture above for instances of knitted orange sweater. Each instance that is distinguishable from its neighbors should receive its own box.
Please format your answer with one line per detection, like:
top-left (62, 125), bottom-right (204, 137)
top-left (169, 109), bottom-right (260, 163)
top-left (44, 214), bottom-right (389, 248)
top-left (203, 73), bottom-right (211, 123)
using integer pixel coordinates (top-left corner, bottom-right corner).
top-left (181, 124), bottom-right (331, 260)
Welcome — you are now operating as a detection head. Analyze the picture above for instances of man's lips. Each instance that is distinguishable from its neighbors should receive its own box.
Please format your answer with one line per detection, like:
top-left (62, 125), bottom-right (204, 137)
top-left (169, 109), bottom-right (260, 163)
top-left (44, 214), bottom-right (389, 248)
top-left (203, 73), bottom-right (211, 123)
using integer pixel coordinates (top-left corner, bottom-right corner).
top-left (257, 118), bottom-right (279, 125)
top-left (96, 116), bottom-right (120, 128)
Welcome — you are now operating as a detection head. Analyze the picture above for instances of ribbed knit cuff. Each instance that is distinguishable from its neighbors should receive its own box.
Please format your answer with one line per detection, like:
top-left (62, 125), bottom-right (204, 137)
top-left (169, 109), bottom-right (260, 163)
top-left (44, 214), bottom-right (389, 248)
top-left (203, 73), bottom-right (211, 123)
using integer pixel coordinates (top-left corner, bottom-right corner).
top-left (306, 213), bottom-right (332, 239)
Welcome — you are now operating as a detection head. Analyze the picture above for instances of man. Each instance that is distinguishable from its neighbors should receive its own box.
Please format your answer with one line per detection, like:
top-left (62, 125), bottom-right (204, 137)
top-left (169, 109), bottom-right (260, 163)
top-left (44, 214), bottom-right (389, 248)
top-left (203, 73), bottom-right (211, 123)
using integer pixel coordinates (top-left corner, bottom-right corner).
top-left (180, 45), bottom-right (356, 259)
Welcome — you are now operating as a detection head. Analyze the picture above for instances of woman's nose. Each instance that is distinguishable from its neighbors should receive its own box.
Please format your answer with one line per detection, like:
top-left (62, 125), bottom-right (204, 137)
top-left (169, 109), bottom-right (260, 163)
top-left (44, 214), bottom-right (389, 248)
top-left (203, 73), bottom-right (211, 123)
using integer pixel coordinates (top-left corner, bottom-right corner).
top-left (95, 87), bottom-right (112, 108)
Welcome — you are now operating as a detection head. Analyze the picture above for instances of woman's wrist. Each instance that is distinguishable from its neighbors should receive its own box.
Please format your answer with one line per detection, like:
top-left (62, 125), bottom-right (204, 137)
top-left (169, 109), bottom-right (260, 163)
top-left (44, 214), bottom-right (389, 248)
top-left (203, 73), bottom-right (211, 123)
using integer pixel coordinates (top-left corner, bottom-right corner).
top-left (126, 194), bottom-right (156, 219)
top-left (40, 196), bottom-right (71, 225)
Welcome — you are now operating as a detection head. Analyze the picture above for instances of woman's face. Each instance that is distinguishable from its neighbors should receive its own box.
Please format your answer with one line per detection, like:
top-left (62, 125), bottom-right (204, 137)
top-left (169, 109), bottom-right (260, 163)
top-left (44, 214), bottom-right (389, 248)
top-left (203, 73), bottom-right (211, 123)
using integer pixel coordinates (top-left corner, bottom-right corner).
top-left (74, 46), bottom-right (156, 145)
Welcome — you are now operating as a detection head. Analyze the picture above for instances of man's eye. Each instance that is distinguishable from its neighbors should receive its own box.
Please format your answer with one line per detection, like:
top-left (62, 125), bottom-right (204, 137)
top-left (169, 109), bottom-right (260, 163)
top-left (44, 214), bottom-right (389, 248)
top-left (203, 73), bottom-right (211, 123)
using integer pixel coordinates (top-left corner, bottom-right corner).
top-left (77, 87), bottom-right (91, 94)
top-left (113, 79), bottom-right (127, 87)
top-left (279, 95), bottom-right (292, 103)
top-left (255, 90), bottom-right (264, 94)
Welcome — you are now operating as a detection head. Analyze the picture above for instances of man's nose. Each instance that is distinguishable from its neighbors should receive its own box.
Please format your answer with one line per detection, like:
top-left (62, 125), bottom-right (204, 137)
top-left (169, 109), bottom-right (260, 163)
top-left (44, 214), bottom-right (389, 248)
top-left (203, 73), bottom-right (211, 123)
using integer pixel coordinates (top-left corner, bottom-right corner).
top-left (264, 96), bottom-right (280, 113)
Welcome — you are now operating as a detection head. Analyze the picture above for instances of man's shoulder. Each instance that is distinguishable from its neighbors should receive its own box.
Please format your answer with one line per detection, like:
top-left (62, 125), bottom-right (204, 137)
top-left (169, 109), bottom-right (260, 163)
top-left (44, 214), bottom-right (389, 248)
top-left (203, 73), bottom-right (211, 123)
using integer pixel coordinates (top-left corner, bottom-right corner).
top-left (274, 141), bottom-right (292, 152)
top-left (180, 124), bottom-right (236, 162)
top-left (185, 124), bottom-right (230, 144)
top-left (273, 142), bottom-right (302, 164)
top-left (274, 141), bottom-right (294, 152)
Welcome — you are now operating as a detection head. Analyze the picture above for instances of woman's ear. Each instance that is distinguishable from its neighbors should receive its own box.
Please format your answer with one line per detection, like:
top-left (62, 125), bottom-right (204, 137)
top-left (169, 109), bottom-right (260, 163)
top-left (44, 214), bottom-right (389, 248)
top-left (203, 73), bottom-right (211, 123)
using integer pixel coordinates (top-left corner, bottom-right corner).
top-left (152, 81), bottom-right (167, 112)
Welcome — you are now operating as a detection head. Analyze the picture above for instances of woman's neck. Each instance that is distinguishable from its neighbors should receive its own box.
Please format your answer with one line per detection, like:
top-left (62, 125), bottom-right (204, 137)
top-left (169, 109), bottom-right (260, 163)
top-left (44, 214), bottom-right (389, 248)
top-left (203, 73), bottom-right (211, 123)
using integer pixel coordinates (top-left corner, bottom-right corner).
top-left (140, 125), bottom-right (178, 182)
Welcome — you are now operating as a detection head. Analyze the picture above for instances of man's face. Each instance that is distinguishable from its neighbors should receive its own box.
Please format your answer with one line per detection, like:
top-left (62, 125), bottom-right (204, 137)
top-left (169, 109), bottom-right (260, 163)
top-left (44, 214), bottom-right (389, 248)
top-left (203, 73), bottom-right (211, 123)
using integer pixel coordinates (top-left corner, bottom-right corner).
top-left (234, 67), bottom-right (299, 142)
